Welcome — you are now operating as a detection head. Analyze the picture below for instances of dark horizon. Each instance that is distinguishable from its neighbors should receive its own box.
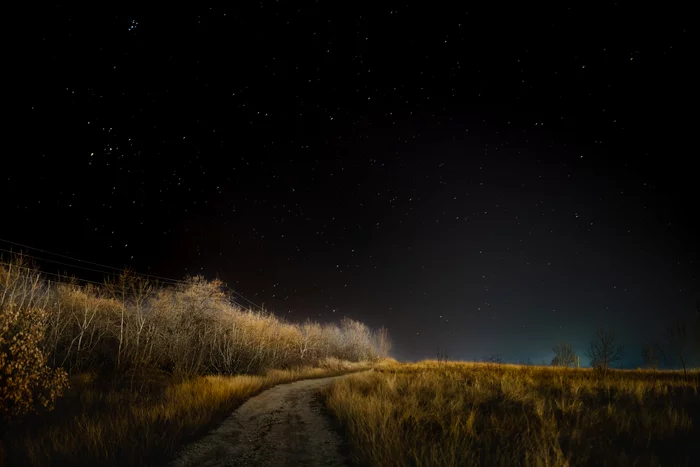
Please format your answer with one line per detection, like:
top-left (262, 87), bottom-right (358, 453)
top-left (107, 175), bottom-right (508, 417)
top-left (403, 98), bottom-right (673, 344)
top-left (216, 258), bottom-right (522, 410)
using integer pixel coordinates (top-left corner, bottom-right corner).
top-left (5, 6), bottom-right (698, 368)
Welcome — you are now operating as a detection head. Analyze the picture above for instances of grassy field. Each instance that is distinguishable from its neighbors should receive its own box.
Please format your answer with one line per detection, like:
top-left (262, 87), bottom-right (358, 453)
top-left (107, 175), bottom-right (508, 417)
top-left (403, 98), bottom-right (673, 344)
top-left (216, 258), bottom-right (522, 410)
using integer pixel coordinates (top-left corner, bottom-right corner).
top-left (323, 360), bottom-right (700, 466)
top-left (1, 358), bottom-right (371, 466)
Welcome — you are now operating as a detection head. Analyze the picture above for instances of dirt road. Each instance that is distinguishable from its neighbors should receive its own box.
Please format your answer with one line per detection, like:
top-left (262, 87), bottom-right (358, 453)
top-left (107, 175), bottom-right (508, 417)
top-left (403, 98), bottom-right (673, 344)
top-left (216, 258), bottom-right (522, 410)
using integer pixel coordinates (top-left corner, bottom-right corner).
top-left (171, 375), bottom-right (355, 467)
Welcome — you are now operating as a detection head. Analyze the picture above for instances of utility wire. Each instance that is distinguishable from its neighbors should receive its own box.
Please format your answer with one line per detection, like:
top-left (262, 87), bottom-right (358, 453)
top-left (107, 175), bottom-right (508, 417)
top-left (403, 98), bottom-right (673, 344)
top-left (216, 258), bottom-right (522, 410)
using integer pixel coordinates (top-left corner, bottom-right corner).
top-left (0, 260), bottom-right (111, 288)
top-left (224, 285), bottom-right (264, 312)
top-left (0, 237), bottom-right (186, 284)
top-left (2, 258), bottom-right (266, 312)
top-left (0, 238), bottom-right (265, 312)
top-left (2, 259), bottom-right (266, 311)
top-left (0, 247), bottom-right (182, 285)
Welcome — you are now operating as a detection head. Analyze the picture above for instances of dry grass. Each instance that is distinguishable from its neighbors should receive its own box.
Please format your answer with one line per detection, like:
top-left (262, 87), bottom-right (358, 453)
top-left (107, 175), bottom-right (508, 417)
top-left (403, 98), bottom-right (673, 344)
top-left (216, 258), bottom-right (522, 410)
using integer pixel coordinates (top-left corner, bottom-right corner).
top-left (323, 360), bottom-right (700, 466)
top-left (2, 359), bottom-right (373, 466)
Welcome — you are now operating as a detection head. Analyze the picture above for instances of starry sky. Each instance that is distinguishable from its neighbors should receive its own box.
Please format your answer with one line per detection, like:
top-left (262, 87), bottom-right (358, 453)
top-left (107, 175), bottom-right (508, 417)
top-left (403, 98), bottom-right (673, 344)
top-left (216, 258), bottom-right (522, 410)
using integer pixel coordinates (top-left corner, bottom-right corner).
top-left (5, 5), bottom-right (698, 366)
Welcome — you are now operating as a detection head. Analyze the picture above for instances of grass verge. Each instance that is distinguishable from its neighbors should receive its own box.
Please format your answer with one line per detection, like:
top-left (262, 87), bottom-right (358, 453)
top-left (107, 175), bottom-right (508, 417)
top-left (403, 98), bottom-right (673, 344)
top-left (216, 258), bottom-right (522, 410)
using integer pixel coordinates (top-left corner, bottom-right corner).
top-left (323, 360), bottom-right (700, 466)
top-left (2, 358), bottom-right (372, 466)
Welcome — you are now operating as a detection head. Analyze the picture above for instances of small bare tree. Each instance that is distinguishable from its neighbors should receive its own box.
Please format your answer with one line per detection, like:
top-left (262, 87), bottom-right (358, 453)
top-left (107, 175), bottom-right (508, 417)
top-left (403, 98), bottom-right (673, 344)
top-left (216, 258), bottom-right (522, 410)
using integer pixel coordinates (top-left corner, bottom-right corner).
top-left (298, 320), bottom-right (322, 361)
top-left (585, 328), bottom-right (623, 379)
top-left (376, 326), bottom-right (391, 359)
top-left (551, 342), bottom-right (577, 367)
top-left (665, 318), bottom-right (688, 378)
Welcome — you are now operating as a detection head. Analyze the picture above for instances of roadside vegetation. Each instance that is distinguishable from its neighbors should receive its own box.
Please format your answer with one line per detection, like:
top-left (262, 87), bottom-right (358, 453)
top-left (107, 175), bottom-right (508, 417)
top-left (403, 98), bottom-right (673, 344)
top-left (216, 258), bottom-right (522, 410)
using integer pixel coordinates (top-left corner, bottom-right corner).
top-left (324, 360), bottom-right (700, 466)
top-left (0, 255), bottom-right (388, 466)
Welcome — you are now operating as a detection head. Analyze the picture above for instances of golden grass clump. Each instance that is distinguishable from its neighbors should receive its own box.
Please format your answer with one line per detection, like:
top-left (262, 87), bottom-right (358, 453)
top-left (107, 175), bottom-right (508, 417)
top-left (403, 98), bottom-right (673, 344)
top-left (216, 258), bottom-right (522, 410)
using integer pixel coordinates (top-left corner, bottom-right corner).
top-left (323, 360), bottom-right (700, 466)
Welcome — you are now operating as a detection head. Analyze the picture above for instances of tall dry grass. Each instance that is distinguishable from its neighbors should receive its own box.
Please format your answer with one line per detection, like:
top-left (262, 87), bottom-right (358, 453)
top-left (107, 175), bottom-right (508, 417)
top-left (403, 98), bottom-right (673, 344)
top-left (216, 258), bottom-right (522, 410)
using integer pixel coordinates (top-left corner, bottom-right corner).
top-left (4, 359), bottom-right (371, 466)
top-left (323, 360), bottom-right (700, 466)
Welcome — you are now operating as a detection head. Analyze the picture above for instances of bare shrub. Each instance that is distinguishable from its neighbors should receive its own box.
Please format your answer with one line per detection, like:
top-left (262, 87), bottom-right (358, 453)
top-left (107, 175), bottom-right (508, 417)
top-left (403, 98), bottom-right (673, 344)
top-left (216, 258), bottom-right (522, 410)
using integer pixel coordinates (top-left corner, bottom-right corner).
top-left (585, 328), bottom-right (623, 379)
top-left (149, 276), bottom-right (230, 378)
top-left (50, 284), bottom-right (114, 372)
top-left (551, 342), bottom-right (577, 367)
top-left (375, 326), bottom-right (392, 358)
top-left (340, 318), bottom-right (378, 361)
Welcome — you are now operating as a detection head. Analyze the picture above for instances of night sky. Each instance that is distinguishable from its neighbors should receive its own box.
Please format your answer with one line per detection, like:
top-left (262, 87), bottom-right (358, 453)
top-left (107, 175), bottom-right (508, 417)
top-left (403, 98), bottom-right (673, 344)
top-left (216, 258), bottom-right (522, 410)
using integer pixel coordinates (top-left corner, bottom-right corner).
top-left (5, 6), bottom-right (698, 366)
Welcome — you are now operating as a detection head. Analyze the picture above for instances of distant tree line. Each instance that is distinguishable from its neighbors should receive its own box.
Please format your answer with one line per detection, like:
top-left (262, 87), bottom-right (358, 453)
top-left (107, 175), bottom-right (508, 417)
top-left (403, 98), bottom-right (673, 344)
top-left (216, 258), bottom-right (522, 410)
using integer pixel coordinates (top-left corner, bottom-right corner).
top-left (545, 301), bottom-right (700, 378)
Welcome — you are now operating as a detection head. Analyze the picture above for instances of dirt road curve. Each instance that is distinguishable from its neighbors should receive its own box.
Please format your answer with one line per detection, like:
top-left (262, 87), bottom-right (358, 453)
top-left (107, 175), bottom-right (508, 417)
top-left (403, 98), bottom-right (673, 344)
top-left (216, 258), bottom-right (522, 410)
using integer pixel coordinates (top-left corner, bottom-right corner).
top-left (171, 375), bottom-right (355, 467)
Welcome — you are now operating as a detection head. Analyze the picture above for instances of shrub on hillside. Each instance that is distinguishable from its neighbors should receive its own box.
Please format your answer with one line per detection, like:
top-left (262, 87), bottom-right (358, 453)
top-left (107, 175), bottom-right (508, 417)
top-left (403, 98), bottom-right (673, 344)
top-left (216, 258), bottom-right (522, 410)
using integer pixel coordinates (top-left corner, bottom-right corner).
top-left (0, 260), bottom-right (68, 420)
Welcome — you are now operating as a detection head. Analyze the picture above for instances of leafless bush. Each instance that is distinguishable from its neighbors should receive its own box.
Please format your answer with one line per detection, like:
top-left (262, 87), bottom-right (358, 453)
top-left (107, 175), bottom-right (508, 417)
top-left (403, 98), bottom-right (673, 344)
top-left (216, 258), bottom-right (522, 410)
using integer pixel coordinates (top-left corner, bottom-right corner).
top-left (551, 342), bottom-right (577, 367)
top-left (339, 318), bottom-right (378, 361)
top-left (585, 328), bottom-right (623, 379)
top-left (49, 283), bottom-right (115, 372)
top-left (375, 326), bottom-right (392, 359)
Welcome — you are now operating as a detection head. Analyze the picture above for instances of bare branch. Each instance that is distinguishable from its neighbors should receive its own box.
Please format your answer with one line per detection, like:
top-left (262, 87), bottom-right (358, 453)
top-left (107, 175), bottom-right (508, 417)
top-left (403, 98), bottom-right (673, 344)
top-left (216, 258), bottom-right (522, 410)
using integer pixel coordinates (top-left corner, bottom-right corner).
top-left (585, 328), bottom-right (623, 378)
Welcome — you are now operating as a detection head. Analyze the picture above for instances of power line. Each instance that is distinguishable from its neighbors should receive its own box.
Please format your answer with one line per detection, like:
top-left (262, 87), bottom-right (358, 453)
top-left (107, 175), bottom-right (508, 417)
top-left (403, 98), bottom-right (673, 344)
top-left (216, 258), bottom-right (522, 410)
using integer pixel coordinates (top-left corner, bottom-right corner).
top-left (0, 238), bottom-right (265, 312)
top-left (0, 260), bottom-right (110, 288)
top-left (0, 238), bottom-right (186, 284)
top-left (0, 238), bottom-right (129, 272)
top-left (2, 259), bottom-right (266, 312)
top-left (0, 247), bottom-right (182, 285)
top-left (224, 285), bottom-right (264, 312)
top-left (2, 258), bottom-right (267, 313)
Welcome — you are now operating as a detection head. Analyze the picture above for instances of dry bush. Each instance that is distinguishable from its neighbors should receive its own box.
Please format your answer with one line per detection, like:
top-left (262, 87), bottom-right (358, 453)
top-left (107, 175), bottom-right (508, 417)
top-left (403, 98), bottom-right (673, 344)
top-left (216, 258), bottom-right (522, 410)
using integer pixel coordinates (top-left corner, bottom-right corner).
top-left (339, 317), bottom-right (378, 361)
top-left (0, 259), bottom-right (68, 420)
top-left (47, 283), bottom-right (119, 372)
top-left (324, 361), bottom-right (700, 466)
top-left (586, 328), bottom-right (624, 379)
top-left (551, 342), bottom-right (577, 367)
top-left (375, 326), bottom-right (392, 359)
